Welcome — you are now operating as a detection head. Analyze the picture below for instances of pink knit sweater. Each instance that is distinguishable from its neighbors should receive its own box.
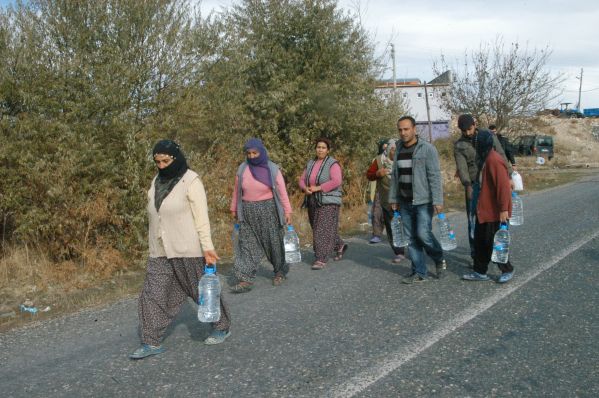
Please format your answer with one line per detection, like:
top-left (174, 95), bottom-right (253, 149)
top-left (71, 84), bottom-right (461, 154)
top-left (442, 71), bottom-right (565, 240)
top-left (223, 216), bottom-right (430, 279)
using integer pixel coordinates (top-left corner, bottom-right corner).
top-left (230, 167), bottom-right (292, 214)
top-left (298, 160), bottom-right (342, 192)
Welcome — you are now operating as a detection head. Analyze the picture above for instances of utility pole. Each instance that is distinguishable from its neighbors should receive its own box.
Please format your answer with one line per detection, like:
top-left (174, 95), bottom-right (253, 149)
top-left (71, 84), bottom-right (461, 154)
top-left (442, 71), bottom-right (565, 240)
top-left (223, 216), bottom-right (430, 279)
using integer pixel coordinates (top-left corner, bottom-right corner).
top-left (423, 81), bottom-right (433, 143)
top-left (391, 43), bottom-right (397, 99)
top-left (577, 68), bottom-right (583, 111)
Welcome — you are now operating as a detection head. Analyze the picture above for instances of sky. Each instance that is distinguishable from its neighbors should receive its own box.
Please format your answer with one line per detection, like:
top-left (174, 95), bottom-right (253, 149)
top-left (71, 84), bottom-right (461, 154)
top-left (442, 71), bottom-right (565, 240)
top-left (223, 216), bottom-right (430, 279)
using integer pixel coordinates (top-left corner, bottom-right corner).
top-left (198, 0), bottom-right (599, 110)
top-left (1, 0), bottom-right (597, 110)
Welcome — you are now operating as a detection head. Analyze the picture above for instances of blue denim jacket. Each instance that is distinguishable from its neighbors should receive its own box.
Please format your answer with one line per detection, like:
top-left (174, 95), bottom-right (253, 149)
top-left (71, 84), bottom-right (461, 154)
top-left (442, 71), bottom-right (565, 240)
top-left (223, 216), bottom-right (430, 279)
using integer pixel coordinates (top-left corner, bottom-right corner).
top-left (388, 138), bottom-right (443, 206)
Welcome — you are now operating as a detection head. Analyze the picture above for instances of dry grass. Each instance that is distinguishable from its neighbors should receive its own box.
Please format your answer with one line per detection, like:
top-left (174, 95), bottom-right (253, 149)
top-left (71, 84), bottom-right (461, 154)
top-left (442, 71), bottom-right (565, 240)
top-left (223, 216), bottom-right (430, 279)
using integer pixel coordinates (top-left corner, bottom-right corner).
top-left (0, 244), bottom-right (145, 331)
top-left (2, 115), bottom-right (598, 332)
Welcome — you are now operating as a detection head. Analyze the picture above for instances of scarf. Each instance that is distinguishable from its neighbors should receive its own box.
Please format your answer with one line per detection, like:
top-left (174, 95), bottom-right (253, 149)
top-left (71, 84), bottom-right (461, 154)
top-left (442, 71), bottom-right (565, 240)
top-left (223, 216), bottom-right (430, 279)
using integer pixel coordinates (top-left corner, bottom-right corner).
top-left (377, 138), bottom-right (388, 155)
top-left (152, 140), bottom-right (188, 211)
top-left (475, 130), bottom-right (494, 176)
top-left (244, 138), bottom-right (272, 188)
top-left (380, 139), bottom-right (396, 178)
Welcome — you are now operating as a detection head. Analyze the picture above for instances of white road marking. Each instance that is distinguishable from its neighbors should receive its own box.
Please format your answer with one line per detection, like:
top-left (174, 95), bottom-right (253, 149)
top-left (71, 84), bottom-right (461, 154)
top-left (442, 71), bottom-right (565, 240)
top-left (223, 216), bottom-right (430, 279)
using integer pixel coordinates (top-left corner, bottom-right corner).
top-left (330, 229), bottom-right (599, 398)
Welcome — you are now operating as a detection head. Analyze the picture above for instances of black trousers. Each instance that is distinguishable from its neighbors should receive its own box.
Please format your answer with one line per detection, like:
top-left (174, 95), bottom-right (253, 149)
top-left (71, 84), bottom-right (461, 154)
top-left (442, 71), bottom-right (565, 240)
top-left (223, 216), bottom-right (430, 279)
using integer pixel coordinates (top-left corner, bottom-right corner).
top-left (465, 191), bottom-right (475, 259)
top-left (474, 220), bottom-right (514, 275)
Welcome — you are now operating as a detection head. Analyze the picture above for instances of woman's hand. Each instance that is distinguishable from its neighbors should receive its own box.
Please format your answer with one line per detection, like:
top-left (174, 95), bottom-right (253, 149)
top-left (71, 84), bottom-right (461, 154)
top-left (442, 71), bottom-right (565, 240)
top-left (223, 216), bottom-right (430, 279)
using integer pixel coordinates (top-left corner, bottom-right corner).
top-left (303, 187), bottom-right (313, 195)
top-left (309, 185), bottom-right (321, 192)
top-left (376, 168), bottom-right (390, 177)
top-left (231, 211), bottom-right (237, 220)
top-left (204, 250), bottom-right (220, 265)
top-left (499, 211), bottom-right (509, 223)
top-left (285, 214), bottom-right (292, 225)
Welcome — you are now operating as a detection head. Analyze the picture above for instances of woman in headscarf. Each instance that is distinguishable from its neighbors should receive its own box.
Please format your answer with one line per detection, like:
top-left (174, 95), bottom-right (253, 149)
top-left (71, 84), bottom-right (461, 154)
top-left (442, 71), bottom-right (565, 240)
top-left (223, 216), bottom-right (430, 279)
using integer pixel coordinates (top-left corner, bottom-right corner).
top-left (366, 139), bottom-right (406, 263)
top-left (368, 138), bottom-right (389, 244)
top-left (230, 138), bottom-right (293, 292)
top-left (130, 140), bottom-right (231, 360)
top-left (299, 137), bottom-right (347, 270)
top-left (462, 130), bottom-right (515, 283)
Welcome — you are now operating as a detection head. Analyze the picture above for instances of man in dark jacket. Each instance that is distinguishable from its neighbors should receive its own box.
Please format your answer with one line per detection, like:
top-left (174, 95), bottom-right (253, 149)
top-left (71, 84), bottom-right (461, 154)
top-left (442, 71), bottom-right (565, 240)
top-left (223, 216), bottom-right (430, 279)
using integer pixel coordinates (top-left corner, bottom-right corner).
top-left (454, 115), bottom-right (511, 263)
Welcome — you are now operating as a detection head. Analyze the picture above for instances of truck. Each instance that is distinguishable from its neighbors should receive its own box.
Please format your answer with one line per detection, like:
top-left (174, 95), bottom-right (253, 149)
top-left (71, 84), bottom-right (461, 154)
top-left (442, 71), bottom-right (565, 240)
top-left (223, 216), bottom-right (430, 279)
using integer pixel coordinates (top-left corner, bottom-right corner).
top-left (583, 108), bottom-right (599, 118)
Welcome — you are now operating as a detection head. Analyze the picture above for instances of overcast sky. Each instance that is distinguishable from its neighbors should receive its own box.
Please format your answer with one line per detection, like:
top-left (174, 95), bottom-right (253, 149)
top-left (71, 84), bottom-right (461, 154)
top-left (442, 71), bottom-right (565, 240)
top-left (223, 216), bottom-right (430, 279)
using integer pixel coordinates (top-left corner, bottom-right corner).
top-left (200, 0), bottom-right (599, 110)
top-left (1, 0), bottom-right (597, 109)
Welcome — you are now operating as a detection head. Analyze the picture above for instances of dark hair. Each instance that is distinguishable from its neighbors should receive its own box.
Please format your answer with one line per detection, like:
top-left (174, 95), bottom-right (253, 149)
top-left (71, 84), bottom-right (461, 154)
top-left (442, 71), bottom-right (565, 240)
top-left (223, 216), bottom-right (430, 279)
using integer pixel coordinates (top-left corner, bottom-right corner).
top-left (488, 124), bottom-right (497, 130)
top-left (314, 137), bottom-right (332, 150)
top-left (397, 116), bottom-right (416, 127)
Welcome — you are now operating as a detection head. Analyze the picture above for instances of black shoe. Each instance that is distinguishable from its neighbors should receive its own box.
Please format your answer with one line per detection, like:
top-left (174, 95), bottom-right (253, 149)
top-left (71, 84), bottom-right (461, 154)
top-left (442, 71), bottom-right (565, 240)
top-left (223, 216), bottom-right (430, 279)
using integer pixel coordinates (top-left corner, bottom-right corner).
top-left (402, 274), bottom-right (427, 284)
top-left (435, 259), bottom-right (447, 278)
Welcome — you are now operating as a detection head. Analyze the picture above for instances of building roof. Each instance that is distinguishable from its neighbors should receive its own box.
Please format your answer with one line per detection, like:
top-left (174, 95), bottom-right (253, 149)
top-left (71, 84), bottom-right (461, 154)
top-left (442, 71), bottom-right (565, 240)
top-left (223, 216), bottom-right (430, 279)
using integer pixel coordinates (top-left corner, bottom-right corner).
top-left (428, 70), bottom-right (451, 85)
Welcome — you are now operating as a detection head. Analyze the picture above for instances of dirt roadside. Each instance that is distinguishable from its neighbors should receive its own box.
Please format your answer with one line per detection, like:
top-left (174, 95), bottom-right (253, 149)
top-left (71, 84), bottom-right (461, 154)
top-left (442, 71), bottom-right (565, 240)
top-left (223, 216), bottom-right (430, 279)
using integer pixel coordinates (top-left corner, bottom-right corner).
top-left (2, 116), bottom-right (598, 332)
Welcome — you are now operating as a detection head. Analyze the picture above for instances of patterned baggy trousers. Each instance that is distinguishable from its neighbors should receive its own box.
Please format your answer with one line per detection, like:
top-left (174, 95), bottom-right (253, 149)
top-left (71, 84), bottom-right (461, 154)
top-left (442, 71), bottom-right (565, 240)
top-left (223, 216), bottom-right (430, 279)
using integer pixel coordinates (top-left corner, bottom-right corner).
top-left (233, 199), bottom-right (288, 282)
top-left (138, 256), bottom-right (231, 346)
top-left (307, 198), bottom-right (344, 263)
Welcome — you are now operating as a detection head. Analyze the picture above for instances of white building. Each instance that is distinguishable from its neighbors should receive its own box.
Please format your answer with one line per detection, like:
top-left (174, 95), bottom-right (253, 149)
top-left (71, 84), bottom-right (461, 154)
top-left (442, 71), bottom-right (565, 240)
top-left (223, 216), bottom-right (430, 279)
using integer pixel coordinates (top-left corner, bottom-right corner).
top-left (375, 71), bottom-right (452, 141)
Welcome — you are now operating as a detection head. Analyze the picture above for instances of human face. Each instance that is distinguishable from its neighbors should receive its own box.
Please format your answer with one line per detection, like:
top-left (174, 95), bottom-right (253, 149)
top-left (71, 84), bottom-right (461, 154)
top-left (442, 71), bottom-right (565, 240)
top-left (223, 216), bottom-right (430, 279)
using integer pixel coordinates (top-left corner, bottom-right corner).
top-left (388, 146), bottom-right (396, 160)
top-left (463, 124), bottom-right (476, 137)
top-left (315, 142), bottom-right (329, 159)
top-left (154, 153), bottom-right (174, 169)
top-left (397, 119), bottom-right (417, 146)
top-left (246, 149), bottom-right (260, 159)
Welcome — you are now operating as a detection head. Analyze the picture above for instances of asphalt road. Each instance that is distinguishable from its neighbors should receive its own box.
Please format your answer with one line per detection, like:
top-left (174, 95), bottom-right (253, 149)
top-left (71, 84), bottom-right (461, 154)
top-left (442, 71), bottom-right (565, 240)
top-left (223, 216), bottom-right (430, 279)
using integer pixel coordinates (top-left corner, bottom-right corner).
top-left (1, 172), bottom-right (598, 398)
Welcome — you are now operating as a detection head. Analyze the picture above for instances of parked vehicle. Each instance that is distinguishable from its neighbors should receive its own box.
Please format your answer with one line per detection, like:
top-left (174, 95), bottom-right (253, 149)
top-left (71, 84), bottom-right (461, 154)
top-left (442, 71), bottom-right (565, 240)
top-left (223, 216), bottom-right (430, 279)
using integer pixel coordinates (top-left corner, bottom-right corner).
top-left (583, 108), bottom-right (599, 118)
top-left (512, 135), bottom-right (554, 160)
top-left (559, 109), bottom-right (584, 118)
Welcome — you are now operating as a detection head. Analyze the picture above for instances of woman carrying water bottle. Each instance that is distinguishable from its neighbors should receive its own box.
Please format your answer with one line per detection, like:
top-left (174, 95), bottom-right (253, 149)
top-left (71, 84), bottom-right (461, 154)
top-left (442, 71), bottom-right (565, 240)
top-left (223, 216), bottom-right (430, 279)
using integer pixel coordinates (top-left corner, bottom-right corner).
top-left (130, 140), bottom-right (231, 360)
top-left (230, 138), bottom-right (293, 292)
top-left (366, 139), bottom-right (406, 263)
top-left (462, 131), bottom-right (515, 283)
top-left (299, 137), bottom-right (347, 270)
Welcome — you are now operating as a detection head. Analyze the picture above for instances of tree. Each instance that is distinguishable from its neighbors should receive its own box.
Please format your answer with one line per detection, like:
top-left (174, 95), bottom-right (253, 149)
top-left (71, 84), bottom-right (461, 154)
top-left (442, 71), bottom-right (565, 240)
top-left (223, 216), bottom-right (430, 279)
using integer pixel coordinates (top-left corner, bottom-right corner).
top-left (433, 38), bottom-right (564, 131)
top-left (192, 0), bottom-right (399, 179)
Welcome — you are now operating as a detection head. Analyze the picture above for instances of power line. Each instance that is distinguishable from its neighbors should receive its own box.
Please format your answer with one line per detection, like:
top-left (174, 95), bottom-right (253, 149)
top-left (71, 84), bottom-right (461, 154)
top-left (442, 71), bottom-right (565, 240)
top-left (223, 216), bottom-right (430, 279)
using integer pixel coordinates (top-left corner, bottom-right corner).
top-left (564, 87), bottom-right (599, 93)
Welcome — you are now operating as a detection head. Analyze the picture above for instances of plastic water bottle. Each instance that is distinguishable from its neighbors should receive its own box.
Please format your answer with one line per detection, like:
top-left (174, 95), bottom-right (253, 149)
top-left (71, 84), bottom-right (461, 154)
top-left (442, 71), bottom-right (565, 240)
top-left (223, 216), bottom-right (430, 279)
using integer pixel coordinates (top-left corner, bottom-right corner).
top-left (511, 171), bottom-right (524, 191)
top-left (391, 211), bottom-right (409, 247)
top-left (367, 201), bottom-right (373, 226)
top-left (284, 225), bottom-right (301, 264)
top-left (198, 264), bottom-right (221, 322)
top-left (491, 224), bottom-right (510, 264)
top-left (436, 213), bottom-right (457, 251)
top-left (510, 192), bottom-right (523, 226)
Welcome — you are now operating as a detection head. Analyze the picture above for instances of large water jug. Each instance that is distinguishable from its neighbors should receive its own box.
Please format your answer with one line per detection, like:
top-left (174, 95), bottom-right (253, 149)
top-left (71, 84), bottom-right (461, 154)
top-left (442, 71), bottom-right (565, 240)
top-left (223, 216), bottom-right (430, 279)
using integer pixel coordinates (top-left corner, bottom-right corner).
top-left (436, 213), bottom-right (457, 251)
top-left (491, 224), bottom-right (510, 264)
top-left (198, 264), bottom-right (221, 322)
top-left (511, 171), bottom-right (524, 191)
top-left (391, 211), bottom-right (409, 247)
top-left (284, 225), bottom-right (301, 264)
top-left (510, 192), bottom-right (523, 226)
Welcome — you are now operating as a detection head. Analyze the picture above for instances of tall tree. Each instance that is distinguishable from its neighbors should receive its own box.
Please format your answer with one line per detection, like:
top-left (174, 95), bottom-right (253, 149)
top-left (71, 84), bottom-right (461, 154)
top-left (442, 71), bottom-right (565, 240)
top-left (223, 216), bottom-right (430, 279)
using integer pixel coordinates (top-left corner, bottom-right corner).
top-left (433, 38), bottom-right (564, 131)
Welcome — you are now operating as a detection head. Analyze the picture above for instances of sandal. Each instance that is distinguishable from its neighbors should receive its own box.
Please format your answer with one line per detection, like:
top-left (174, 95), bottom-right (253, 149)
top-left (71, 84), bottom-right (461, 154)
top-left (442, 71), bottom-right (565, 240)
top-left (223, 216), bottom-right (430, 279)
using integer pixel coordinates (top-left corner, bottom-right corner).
top-left (272, 272), bottom-right (286, 286)
top-left (230, 281), bottom-right (253, 293)
top-left (311, 261), bottom-right (326, 270)
top-left (333, 243), bottom-right (348, 261)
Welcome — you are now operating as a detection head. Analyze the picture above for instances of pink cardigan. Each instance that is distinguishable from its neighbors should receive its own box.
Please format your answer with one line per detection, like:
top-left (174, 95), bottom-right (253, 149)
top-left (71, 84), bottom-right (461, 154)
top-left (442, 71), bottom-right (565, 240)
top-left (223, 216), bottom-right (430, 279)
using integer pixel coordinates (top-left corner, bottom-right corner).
top-left (230, 167), bottom-right (292, 214)
top-left (298, 160), bottom-right (342, 192)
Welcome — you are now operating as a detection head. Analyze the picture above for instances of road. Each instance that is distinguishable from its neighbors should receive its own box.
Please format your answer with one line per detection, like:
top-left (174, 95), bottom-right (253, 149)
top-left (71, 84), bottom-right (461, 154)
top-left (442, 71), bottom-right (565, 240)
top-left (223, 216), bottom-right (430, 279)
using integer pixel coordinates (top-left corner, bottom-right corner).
top-left (1, 172), bottom-right (598, 397)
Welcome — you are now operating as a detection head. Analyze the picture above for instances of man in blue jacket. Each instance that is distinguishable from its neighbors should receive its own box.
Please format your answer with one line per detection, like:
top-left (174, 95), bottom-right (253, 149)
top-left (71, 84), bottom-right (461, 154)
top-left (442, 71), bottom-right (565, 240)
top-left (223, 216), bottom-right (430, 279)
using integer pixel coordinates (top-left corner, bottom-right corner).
top-left (389, 116), bottom-right (446, 283)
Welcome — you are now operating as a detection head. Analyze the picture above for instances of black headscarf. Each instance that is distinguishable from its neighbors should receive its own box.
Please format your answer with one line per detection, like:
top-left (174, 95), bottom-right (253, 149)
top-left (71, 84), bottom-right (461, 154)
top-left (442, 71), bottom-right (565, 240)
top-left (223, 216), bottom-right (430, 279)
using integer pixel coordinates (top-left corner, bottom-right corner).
top-left (152, 140), bottom-right (188, 211)
top-left (475, 130), bottom-right (494, 174)
top-left (377, 138), bottom-right (388, 155)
